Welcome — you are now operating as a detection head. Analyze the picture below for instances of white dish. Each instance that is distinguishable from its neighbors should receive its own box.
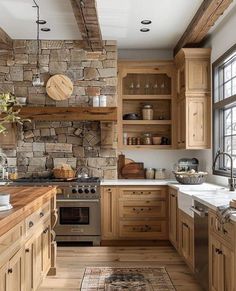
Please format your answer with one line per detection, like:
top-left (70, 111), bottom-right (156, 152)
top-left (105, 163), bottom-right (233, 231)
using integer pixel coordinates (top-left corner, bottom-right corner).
top-left (0, 193), bottom-right (10, 205)
top-left (0, 204), bottom-right (12, 212)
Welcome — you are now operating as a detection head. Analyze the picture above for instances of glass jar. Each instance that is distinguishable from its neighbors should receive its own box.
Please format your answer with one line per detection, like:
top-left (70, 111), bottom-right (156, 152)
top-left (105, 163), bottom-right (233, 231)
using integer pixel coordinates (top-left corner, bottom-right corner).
top-left (145, 168), bottom-right (155, 179)
top-left (8, 166), bottom-right (18, 180)
top-left (142, 133), bottom-right (152, 145)
top-left (142, 104), bottom-right (153, 120)
top-left (155, 168), bottom-right (166, 180)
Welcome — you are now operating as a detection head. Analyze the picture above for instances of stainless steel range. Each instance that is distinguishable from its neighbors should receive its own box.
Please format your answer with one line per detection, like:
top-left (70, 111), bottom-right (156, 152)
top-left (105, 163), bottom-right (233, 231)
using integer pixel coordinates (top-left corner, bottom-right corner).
top-left (13, 177), bottom-right (101, 246)
top-left (55, 177), bottom-right (101, 245)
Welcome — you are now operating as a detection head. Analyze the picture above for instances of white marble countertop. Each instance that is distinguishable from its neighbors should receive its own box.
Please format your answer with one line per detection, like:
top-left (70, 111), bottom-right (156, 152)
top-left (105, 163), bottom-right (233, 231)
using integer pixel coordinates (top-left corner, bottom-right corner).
top-left (101, 179), bottom-right (177, 186)
top-left (101, 179), bottom-right (236, 221)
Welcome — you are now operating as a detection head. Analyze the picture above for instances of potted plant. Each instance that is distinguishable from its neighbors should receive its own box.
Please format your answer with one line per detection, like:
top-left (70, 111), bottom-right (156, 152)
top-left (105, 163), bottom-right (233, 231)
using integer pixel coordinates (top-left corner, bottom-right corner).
top-left (0, 93), bottom-right (29, 133)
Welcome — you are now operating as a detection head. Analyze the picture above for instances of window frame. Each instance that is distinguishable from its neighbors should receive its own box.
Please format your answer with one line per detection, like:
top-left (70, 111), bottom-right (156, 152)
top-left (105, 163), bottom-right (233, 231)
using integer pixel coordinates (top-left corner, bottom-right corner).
top-left (213, 43), bottom-right (236, 177)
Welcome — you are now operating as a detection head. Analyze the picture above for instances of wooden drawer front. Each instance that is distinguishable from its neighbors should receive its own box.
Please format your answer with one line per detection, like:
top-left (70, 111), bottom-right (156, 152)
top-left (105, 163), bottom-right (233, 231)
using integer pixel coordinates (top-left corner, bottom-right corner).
top-left (0, 222), bottom-right (24, 256)
top-left (119, 221), bottom-right (168, 240)
top-left (119, 200), bottom-right (167, 219)
top-left (209, 211), bottom-right (234, 245)
top-left (25, 202), bottom-right (50, 235)
top-left (120, 187), bottom-right (167, 200)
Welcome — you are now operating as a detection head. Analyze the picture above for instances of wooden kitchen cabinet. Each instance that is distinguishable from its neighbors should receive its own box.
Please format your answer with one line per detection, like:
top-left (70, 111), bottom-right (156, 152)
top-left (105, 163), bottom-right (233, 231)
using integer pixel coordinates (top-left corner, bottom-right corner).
top-left (24, 238), bottom-right (34, 291)
top-left (101, 186), bottom-right (119, 240)
top-left (24, 220), bottom-right (51, 291)
top-left (169, 188), bottom-right (178, 250)
top-left (209, 210), bottom-right (235, 291)
top-left (42, 219), bottom-right (51, 275)
top-left (209, 234), bottom-right (235, 291)
top-left (175, 48), bottom-right (211, 149)
top-left (101, 186), bottom-right (169, 242)
top-left (0, 195), bottom-right (55, 291)
top-left (178, 210), bottom-right (194, 271)
top-left (118, 186), bottom-right (168, 240)
top-left (7, 248), bottom-right (24, 291)
top-left (0, 248), bottom-right (25, 291)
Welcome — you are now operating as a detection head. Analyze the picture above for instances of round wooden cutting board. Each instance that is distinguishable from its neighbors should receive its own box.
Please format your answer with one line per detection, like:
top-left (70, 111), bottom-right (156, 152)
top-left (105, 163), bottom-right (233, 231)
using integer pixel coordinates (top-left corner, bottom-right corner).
top-left (46, 74), bottom-right (73, 101)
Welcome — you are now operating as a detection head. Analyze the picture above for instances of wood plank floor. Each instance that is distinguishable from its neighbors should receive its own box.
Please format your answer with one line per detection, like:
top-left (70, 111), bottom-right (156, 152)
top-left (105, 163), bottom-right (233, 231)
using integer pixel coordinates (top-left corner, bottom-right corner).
top-left (38, 246), bottom-right (203, 291)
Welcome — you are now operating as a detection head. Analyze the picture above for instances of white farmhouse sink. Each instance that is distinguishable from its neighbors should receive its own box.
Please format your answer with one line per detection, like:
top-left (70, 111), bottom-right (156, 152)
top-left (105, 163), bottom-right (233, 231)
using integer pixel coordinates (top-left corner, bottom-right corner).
top-left (178, 187), bottom-right (226, 217)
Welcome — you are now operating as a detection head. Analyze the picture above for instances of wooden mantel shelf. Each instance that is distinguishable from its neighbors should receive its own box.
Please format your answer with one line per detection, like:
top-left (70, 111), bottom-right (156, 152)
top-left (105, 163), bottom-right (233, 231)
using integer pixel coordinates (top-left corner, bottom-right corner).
top-left (15, 106), bottom-right (117, 121)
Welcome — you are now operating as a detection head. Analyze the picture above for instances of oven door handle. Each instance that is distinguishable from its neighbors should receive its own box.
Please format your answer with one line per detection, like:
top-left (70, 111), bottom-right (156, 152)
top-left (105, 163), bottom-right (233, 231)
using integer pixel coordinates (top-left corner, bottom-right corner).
top-left (57, 199), bottom-right (100, 203)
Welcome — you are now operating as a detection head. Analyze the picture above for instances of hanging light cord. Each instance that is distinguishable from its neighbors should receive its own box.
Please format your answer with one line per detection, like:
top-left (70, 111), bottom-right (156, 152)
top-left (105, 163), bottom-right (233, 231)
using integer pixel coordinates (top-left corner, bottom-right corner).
top-left (32, 0), bottom-right (40, 71)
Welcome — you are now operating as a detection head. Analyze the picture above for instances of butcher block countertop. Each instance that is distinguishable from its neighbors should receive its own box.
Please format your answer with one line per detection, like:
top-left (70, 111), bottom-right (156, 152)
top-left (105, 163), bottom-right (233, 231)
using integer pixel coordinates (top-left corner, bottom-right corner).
top-left (0, 186), bottom-right (57, 237)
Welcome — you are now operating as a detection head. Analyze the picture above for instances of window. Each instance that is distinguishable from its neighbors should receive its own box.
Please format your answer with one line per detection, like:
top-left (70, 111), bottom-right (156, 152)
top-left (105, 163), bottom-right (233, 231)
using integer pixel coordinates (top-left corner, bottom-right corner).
top-left (213, 44), bottom-right (236, 176)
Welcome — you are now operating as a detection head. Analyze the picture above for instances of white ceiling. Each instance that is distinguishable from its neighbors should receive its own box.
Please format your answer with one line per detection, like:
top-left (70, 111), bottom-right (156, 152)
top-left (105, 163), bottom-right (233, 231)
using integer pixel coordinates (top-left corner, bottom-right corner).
top-left (0, 0), bottom-right (82, 40)
top-left (2, 0), bottom-right (228, 50)
top-left (97, 0), bottom-right (203, 49)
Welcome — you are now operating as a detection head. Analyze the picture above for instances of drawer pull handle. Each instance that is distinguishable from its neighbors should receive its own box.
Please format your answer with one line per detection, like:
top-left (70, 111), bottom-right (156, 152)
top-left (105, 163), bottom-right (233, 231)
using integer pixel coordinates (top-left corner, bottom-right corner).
top-left (40, 212), bottom-right (44, 218)
top-left (182, 222), bottom-right (189, 228)
top-left (29, 221), bottom-right (34, 228)
top-left (171, 194), bottom-right (175, 197)
top-left (215, 248), bottom-right (222, 255)
top-left (8, 268), bottom-right (13, 274)
top-left (43, 227), bottom-right (49, 234)
top-left (25, 248), bottom-right (30, 253)
top-left (223, 228), bottom-right (228, 234)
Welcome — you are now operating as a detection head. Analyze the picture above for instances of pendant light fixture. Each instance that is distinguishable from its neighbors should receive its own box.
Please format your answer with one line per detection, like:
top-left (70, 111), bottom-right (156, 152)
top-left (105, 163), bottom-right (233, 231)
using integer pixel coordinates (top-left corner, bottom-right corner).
top-left (32, 0), bottom-right (50, 87)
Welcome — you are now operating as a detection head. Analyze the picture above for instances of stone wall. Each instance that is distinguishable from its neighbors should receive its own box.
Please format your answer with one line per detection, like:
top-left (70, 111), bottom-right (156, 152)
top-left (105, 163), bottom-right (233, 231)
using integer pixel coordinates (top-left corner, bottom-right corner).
top-left (0, 40), bottom-right (118, 179)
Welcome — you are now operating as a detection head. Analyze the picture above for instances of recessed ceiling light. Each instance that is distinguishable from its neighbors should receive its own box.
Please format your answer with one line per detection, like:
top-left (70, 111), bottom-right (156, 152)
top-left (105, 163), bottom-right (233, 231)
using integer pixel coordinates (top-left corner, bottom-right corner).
top-left (36, 20), bottom-right (47, 25)
top-left (141, 20), bottom-right (152, 25)
top-left (140, 28), bottom-right (150, 32)
top-left (41, 28), bottom-right (51, 32)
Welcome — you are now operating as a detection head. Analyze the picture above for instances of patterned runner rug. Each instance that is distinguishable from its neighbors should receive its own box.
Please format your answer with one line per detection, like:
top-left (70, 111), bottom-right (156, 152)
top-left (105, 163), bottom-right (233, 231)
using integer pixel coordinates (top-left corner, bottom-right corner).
top-left (81, 267), bottom-right (175, 290)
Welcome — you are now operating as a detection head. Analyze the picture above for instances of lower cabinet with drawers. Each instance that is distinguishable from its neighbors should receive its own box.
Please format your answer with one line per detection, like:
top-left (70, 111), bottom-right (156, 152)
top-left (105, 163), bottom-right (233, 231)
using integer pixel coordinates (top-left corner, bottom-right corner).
top-left (0, 199), bottom-right (55, 291)
top-left (101, 186), bottom-right (169, 241)
top-left (209, 210), bottom-right (235, 291)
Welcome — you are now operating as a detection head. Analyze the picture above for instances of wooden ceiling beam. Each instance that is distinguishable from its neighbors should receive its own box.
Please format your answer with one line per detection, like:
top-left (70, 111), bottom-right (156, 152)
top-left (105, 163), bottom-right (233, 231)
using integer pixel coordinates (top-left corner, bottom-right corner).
top-left (70, 0), bottom-right (103, 51)
top-left (174, 0), bottom-right (233, 56)
top-left (0, 27), bottom-right (13, 50)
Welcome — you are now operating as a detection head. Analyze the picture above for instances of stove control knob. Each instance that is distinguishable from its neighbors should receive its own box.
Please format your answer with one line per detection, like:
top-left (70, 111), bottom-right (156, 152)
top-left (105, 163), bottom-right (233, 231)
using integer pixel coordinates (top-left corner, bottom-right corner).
top-left (72, 188), bottom-right (77, 193)
top-left (91, 188), bottom-right (96, 194)
top-left (78, 188), bottom-right (83, 194)
top-left (84, 188), bottom-right (90, 194)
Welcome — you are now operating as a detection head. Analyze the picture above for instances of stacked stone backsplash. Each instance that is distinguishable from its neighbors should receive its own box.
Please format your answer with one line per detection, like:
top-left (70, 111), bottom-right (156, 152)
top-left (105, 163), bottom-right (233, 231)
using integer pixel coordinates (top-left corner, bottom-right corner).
top-left (0, 40), bottom-right (118, 179)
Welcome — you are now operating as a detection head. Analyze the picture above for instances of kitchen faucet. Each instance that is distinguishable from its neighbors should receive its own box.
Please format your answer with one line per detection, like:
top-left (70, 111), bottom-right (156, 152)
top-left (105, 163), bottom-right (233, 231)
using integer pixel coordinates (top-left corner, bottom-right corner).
top-left (213, 150), bottom-right (236, 191)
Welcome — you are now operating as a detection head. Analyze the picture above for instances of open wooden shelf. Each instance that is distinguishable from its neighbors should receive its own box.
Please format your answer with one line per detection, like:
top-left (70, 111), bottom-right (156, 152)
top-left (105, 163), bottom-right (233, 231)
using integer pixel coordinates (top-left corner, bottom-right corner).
top-left (118, 62), bottom-right (176, 149)
top-left (16, 106), bottom-right (117, 121)
top-left (122, 95), bottom-right (172, 100)
top-left (122, 120), bottom-right (172, 125)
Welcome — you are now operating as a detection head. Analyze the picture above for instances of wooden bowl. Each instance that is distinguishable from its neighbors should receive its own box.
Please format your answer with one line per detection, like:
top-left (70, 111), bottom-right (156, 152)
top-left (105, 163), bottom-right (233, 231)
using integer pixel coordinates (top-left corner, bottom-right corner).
top-left (152, 136), bottom-right (162, 145)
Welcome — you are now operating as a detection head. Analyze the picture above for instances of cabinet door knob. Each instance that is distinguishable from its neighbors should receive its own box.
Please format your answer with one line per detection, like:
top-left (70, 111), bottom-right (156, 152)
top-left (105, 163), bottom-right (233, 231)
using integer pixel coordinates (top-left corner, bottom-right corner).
top-left (223, 228), bottom-right (228, 234)
top-left (25, 248), bottom-right (30, 253)
top-left (29, 221), bottom-right (34, 228)
top-left (8, 268), bottom-right (13, 274)
top-left (40, 212), bottom-right (44, 218)
top-left (43, 227), bottom-right (49, 234)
